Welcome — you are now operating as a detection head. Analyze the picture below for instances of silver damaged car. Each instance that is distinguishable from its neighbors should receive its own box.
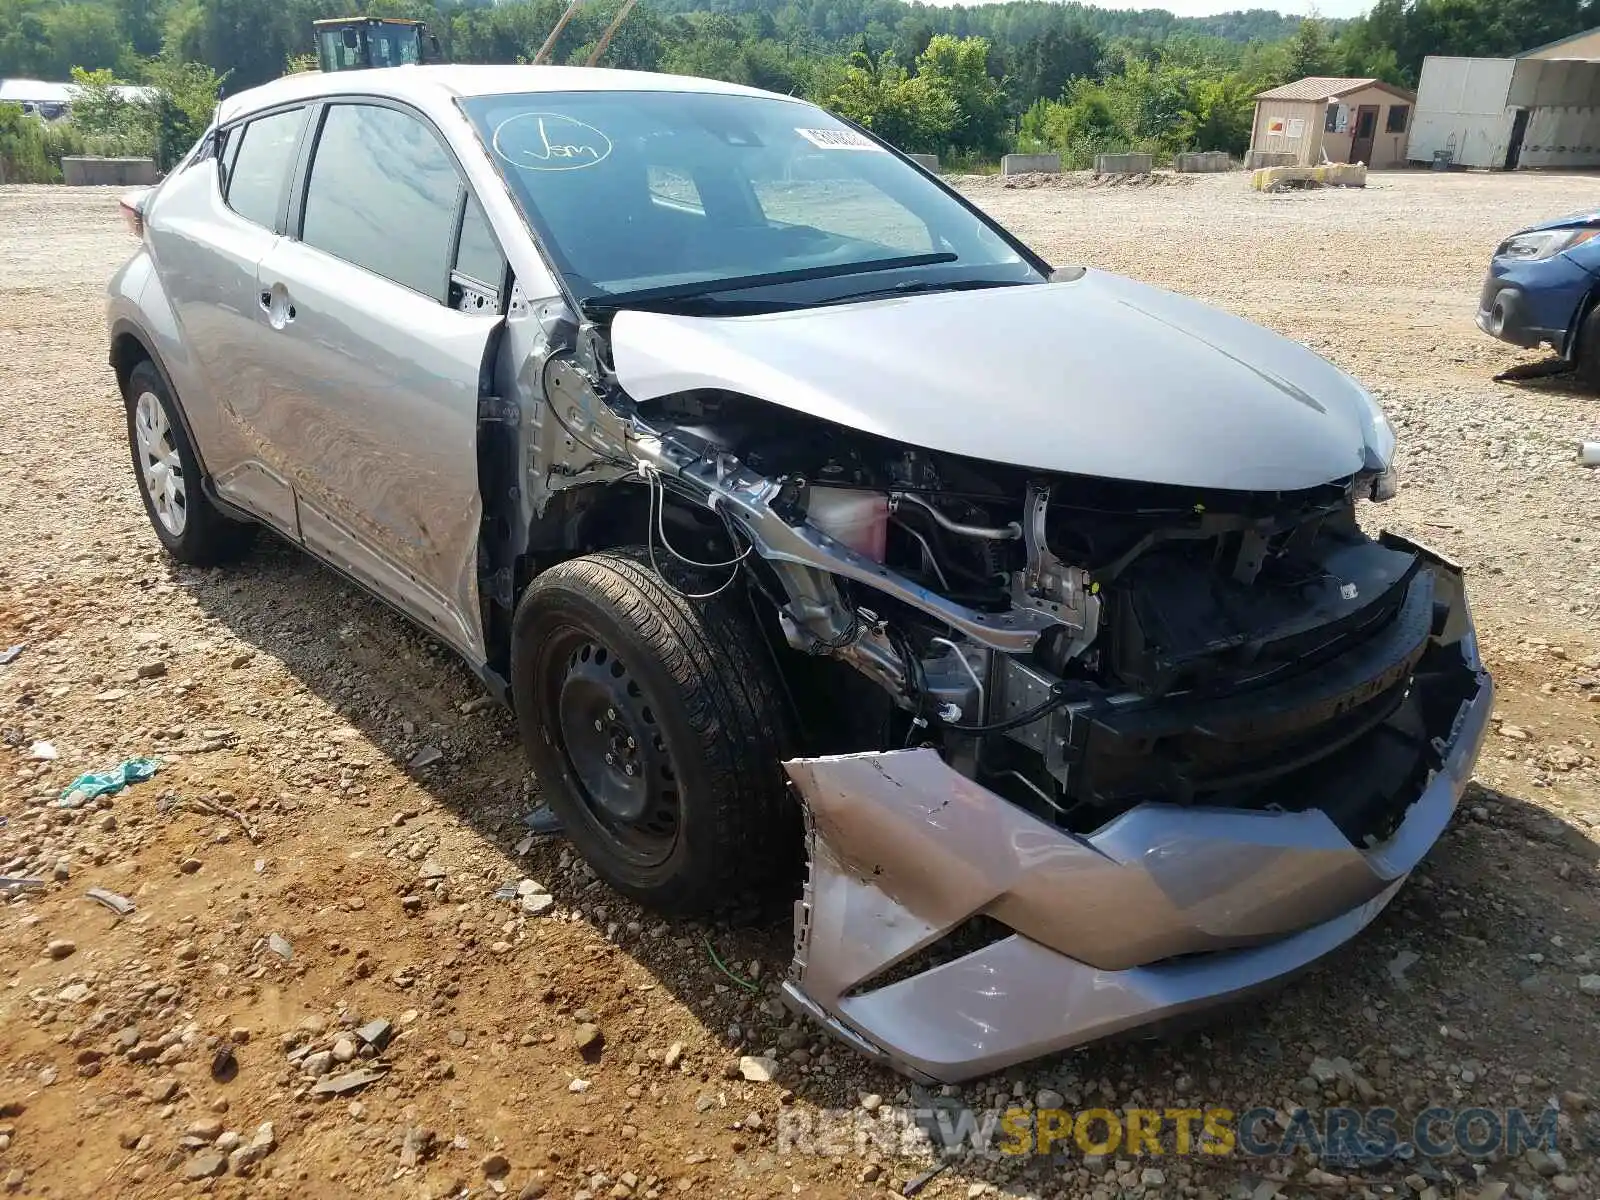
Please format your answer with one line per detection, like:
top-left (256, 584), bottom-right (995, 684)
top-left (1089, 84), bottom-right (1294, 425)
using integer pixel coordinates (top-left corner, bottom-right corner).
top-left (108, 65), bottom-right (1493, 1083)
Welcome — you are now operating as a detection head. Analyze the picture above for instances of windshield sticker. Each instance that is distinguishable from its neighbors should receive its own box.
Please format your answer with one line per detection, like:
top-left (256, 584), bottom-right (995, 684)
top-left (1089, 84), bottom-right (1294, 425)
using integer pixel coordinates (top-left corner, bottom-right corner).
top-left (795, 127), bottom-right (883, 152)
top-left (493, 113), bottom-right (613, 172)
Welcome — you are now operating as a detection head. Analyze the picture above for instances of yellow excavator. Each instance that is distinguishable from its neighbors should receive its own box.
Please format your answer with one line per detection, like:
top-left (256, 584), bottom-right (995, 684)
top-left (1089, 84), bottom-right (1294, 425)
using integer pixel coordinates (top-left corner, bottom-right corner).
top-left (312, 17), bottom-right (439, 71)
top-left (312, 2), bottom-right (638, 73)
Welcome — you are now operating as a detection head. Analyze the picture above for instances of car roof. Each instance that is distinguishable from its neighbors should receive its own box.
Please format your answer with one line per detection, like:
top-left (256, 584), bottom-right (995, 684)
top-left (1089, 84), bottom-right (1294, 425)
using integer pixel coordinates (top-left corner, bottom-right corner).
top-left (216, 64), bottom-right (800, 125)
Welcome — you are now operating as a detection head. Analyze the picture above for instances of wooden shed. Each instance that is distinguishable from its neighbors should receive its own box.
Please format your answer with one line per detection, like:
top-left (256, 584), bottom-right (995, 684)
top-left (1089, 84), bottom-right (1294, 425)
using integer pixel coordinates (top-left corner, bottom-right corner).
top-left (1250, 77), bottom-right (1417, 168)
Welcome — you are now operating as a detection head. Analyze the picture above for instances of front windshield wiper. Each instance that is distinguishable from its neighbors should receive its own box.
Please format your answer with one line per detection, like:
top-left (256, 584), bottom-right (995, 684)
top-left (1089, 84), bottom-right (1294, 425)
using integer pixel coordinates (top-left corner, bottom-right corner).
top-left (580, 251), bottom-right (959, 313)
top-left (817, 277), bottom-right (1035, 306)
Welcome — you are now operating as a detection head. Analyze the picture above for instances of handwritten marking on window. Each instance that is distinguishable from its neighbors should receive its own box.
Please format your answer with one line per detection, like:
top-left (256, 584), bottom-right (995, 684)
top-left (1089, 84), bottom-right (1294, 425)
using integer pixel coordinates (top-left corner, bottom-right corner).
top-left (492, 113), bottom-right (614, 172)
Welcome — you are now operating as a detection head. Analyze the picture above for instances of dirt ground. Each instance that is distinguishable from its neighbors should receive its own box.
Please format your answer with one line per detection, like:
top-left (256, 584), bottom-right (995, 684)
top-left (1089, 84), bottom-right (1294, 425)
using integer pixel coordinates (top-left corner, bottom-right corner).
top-left (1, 169), bottom-right (1598, 1200)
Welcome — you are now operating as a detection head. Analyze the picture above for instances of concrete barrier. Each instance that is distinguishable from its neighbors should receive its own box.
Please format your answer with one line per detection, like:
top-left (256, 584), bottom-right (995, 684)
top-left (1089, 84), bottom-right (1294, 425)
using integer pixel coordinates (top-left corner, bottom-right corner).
top-left (61, 157), bottom-right (158, 186)
top-left (1250, 162), bottom-right (1368, 191)
top-left (1175, 150), bottom-right (1233, 173)
top-left (1245, 150), bottom-right (1297, 170)
top-left (1001, 153), bottom-right (1060, 176)
top-left (905, 152), bottom-right (940, 173)
top-left (1093, 152), bottom-right (1154, 175)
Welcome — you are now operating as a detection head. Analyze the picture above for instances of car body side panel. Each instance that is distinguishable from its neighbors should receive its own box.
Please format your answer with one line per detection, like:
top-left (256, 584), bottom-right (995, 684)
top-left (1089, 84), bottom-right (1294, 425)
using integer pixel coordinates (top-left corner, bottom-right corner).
top-left (140, 153), bottom-right (304, 534)
top-left (252, 238), bottom-right (499, 662)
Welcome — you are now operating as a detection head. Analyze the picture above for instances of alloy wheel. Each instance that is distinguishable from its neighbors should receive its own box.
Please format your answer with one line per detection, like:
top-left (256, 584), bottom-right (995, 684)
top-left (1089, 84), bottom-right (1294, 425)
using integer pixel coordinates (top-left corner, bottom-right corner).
top-left (133, 391), bottom-right (187, 537)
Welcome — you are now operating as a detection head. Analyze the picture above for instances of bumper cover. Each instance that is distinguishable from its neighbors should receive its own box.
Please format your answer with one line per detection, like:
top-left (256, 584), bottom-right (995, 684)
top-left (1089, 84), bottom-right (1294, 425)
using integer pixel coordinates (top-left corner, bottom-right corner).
top-left (1476, 256), bottom-right (1594, 353)
top-left (780, 564), bottom-right (1491, 1083)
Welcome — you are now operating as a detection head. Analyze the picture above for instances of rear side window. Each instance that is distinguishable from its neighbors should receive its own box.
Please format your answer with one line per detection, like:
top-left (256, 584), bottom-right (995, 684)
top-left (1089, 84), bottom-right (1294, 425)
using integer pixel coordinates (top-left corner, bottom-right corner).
top-left (300, 103), bottom-right (461, 301)
top-left (224, 108), bottom-right (306, 230)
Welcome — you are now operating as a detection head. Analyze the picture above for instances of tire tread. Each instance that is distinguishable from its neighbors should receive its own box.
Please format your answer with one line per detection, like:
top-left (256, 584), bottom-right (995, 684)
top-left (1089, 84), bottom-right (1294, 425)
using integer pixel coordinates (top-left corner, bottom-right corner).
top-left (518, 548), bottom-right (795, 912)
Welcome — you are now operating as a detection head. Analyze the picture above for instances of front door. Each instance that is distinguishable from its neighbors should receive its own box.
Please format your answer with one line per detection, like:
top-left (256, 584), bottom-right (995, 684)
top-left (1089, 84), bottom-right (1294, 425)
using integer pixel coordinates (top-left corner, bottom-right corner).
top-left (1350, 105), bottom-right (1380, 165)
top-left (252, 101), bottom-right (506, 661)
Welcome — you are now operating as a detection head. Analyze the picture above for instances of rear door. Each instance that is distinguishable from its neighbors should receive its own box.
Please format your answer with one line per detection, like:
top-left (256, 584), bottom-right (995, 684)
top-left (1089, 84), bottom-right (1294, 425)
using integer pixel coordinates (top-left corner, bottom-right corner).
top-left (253, 99), bottom-right (506, 660)
top-left (149, 103), bottom-right (309, 533)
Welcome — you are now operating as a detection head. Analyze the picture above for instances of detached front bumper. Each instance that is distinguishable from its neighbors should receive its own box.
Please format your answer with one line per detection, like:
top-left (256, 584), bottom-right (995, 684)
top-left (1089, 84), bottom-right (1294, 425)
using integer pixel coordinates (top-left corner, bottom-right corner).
top-left (780, 552), bottom-right (1492, 1083)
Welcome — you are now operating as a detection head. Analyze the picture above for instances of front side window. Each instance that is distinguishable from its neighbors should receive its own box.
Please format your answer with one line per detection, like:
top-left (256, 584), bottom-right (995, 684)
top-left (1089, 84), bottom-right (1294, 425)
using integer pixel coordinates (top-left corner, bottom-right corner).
top-left (460, 90), bottom-right (1036, 307)
top-left (300, 103), bottom-right (462, 301)
top-left (454, 194), bottom-right (504, 289)
top-left (1386, 104), bottom-right (1410, 133)
top-left (225, 107), bottom-right (306, 230)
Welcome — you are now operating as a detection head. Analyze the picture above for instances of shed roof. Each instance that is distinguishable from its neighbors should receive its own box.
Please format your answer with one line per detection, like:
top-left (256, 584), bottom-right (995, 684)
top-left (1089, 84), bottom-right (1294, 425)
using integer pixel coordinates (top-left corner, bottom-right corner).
top-left (1254, 76), bottom-right (1416, 103)
top-left (1517, 25), bottom-right (1600, 59)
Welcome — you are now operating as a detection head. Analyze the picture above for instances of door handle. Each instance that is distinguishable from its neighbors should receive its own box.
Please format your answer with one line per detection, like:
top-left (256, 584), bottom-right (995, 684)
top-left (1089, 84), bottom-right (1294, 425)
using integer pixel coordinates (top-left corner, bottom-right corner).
top-left (260, 287), bottom-right (297, 329)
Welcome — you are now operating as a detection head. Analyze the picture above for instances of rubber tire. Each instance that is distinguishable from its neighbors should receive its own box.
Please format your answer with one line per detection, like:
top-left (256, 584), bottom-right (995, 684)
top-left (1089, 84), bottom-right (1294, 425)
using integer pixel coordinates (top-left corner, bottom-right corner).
top-left (1575, 304), bottom-right (1600, 391)
top-left (511, 548), bottom-right (797, 915)
top-left (124, 359), bottom-right (256, 566)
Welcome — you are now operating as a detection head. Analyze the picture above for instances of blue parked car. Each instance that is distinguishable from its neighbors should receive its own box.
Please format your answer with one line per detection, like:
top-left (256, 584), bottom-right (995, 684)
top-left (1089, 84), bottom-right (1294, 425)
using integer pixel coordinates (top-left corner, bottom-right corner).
top-left (1478, 210), bottom-right (1600, 381)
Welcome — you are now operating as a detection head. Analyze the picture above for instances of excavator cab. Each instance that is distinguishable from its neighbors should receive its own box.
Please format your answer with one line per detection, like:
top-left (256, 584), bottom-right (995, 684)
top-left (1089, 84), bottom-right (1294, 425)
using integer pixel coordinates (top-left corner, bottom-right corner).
top-left (313, 17), bottom-right (438, 71)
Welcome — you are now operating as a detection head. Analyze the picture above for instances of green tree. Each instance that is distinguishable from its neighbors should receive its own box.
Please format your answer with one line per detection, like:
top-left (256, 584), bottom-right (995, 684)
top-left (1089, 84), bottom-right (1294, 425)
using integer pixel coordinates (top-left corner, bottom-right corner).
top-left (915, 34), bottom-right (1006, 156)
top-left (821, 52), bottom-right (957, 152)
top-left (67, 65), bottom-right (149, 141)
top-left (1011, 24), bottom-right (1104, 108)
top-left (167, 0), bottom-right (293, 91)
top-left (0, 3), bottom-right (53, 78)
top-left (0, 102), bottom-right (55, 183)
top-left (117, 0), bottom-right (167, 60)
top-left (1286, 16), bottom-right (1333, 79)
top-left (142, 56), bottom-right (228, 166)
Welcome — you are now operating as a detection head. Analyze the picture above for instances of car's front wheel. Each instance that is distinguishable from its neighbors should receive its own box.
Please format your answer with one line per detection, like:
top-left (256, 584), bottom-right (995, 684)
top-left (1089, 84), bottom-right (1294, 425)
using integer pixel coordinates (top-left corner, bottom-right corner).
top-left (1572, 303), bottom-right (1600, 391)
top-left (511, 548), bottom-right (797, 915)
top-left (123, 360), bottom-right (255, 565)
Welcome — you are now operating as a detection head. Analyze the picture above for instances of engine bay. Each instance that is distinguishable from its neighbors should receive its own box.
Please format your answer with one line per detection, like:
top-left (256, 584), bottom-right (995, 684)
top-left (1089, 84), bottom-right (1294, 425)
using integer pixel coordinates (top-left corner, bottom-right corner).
top-left (510, 326), bottom-right (1449, 846)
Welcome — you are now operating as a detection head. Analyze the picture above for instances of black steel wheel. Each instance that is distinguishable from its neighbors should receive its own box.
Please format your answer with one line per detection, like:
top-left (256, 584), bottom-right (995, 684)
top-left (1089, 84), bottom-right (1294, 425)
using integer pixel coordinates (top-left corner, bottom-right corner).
top-left (511, 548), bottom-right (797, 914)
top-left (543, 630), bottom-right (681, 867)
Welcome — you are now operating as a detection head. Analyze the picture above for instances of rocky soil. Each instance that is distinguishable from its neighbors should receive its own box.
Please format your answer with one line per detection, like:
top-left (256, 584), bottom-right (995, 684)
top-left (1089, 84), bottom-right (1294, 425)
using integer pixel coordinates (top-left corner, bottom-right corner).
top-left (1, 171), bottom-right (1598, 1200)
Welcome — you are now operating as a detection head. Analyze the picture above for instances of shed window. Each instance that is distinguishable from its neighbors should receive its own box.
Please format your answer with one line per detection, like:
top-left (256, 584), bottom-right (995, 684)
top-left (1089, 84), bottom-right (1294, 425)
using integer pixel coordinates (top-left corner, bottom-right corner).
top-left (1386, 104), bottom-right (1410, 133)
top-left (1325, 104), bottom-right (1348, 133)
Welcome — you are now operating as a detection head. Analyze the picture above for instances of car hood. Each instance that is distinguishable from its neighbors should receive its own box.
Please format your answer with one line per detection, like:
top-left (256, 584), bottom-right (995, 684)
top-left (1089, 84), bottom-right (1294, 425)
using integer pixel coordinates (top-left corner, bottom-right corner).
top-left (609, 270), bottom-right (1386, 492)
top-left (1517, 208), bottom-right (1600, 234)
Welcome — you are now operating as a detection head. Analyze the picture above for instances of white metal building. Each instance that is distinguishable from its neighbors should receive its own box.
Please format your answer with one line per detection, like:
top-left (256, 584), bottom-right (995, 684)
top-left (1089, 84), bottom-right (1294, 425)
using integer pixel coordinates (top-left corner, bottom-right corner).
top-left (1409, 27), bottom-right (1600, 169)
top-left (0, 77), bottom-right (159, 119)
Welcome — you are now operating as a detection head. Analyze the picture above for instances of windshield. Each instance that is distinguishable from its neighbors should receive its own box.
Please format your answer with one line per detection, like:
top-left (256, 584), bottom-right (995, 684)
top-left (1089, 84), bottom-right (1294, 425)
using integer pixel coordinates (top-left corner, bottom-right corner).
top-left (369, 24), bottom-right (422, 66)
top-left (459, 89), bottom-right (1041, 309)
top-left (317, 23), bottom-right (421, 69)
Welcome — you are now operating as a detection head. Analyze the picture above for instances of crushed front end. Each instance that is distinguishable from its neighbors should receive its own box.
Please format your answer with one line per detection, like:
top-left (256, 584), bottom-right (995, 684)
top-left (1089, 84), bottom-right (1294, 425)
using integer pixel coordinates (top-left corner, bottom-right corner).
top-left (780, 532), bottom-right (1490, 1079)
top-left (769, 509), bottom-right (1491, 1080)
top-left (535, 325), bottom-right (1491, 1083)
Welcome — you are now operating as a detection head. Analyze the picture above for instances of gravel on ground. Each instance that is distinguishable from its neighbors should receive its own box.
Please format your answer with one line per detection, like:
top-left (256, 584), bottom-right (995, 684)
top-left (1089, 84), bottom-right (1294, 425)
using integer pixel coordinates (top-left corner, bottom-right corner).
top-left (0, 172), bottom-right (1597, 1200)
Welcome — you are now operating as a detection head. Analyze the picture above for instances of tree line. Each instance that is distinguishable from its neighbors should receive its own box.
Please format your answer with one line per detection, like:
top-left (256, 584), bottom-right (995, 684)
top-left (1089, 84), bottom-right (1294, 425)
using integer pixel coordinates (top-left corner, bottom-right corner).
top-left (1, 0), bottom-right (1598, 178)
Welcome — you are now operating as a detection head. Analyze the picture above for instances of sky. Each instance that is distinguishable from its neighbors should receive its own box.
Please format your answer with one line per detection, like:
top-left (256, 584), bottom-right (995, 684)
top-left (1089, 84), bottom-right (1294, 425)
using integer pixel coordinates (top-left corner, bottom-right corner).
top-left (920, 0), bottom-right (1372, 13)
top-left (1150, 0), bottom-right (1370, 13)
